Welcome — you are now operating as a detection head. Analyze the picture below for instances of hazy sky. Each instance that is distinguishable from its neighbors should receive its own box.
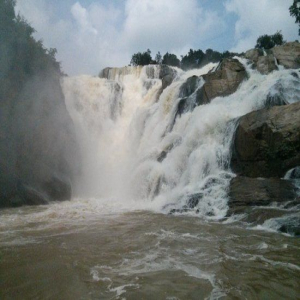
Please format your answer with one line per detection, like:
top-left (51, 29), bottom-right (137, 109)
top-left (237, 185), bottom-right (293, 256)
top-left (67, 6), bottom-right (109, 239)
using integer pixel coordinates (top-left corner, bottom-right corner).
top-left (15, 0), bottom-right (298, 75)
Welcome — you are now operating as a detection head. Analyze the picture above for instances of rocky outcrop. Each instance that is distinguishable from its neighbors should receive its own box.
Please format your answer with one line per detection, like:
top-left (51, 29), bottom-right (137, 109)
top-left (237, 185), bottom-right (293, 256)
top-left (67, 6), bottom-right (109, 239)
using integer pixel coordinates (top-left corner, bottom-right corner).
top-left (0, 71), bottom-right (80, 208)
top-left (231, 101), bottom-right (300, 178)
top-left (245, 42), bottom-right (300, 73)
top-left (228, 177), bottom-right (298, 215)
top-left (199, 58), bottom-right (247, 103)
top-left (175, 58), bottom-right (248, 117)
top-left (227, 177), bottom-right (300, 236)
top-left (245, 48), bottom-right (264, 65)
top-left (159, 64), bottom-right (177, 88)
top-left (256, 55), bottom-right (278, 74)
top-left (272, 42), bottom-right (300, 69)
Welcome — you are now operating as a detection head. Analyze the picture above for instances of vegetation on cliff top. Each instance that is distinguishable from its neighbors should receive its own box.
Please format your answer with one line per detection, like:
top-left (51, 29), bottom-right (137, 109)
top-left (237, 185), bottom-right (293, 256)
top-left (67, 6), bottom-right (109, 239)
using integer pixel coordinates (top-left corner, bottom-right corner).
top-left (0, 0), bottom-right (62, 102)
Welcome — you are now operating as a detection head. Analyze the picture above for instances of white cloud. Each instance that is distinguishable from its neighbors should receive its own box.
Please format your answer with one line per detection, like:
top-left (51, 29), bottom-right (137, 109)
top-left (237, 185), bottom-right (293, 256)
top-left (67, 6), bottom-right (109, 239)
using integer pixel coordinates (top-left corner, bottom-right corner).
top-left (225, 0), bottom-right (299, 52)
top-left (17, 0), bottom-right (298, 75)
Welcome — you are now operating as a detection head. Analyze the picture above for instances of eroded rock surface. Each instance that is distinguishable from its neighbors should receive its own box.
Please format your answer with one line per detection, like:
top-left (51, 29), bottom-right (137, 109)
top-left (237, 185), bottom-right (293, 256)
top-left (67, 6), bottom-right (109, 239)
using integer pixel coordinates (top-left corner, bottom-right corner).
top-left (271, 42), bottom-right (300, 69)
top-left (231, 101), bottom-right (300, 178)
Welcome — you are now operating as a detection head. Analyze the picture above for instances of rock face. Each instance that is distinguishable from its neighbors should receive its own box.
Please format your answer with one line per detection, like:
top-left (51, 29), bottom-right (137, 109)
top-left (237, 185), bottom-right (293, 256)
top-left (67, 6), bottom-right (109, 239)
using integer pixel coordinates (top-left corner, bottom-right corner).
top-left (175, 58), bottom-right (248, 117)
top-left (200, 58), bottom-right (247, 103)
top-left (231, 101), bottom-right (300, 178)
top-left (0, 71), bottom-right (80, 208)
top-left (159, 64), bottom-right (177, 87)
top-left (228, 177), bottom-right (298, 215)
top-left (245, 48), bottom-right (264, 64)
top-left (245, 42), bottom-right (300, 72)
top-left (256, 55), bottom-right (278, 74)
top-left (227, 176), bottom-right (300, 236)
top-left (272, 42), bottom-right (300, 69)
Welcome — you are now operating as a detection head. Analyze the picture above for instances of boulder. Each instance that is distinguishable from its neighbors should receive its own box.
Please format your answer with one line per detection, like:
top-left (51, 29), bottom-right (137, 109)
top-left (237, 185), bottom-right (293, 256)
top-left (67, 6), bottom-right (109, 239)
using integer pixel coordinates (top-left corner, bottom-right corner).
top-left (231, 101), bottom-right (300, 178)
top-left (271, 42), bottom-right (300, 69)
top-left (228, 176), bottom-right (298, 215)
top-left (256, 55), bottom-right (278, 74)
top-left (245, 48), bottom-right (264, 64)
top-left (198, 58), bottom-right (247, 104)
top-left (179, 76), bottom-right (200, 98)
top-left (159, 64), bottom-right (177, 90)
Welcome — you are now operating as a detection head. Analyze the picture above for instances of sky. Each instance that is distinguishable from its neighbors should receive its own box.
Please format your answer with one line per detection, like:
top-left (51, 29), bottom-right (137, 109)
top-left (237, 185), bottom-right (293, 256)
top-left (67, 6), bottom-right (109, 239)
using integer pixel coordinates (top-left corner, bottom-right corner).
top-left (15, 0), bottom-right (299, 76)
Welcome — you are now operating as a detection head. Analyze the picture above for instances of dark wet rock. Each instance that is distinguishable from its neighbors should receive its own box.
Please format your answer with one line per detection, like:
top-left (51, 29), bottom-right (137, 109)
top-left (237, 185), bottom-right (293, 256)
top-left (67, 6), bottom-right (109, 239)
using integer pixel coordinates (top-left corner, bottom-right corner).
top-left (227, 176), bottom-right (299, 224)
top-left (43, 176), bottom-right (72, 202)
top-left (228, 177), bottom-right (298, 214)
top-left (176, 97), bottom-right (190, 116)
top-left (159, 64), bottom-right (177, 89)
top-left (264, 92), bottom-right (287, 108)
top-left (179, 76), bottom-right (200, 98)
top-left (289, 167), bottom-right (300, 179)
top-left (0, 71), bottom-right (80, 208)
top-left (278, 216), bottom-right (300, 236)
top-left (162, 74), bottom-right (174, 90)
top-left (271, 42), bottom-right (300, 69)
top-left (157, 144), bottom-right (175, 163)
top-left (256, 55), bottom-right (278, 74)
top-left (187, 193), bottom-right (203, 208)
top-left (169, 193), bottom-right (203, 214)
top-left (231, 102), bottom-right (300, 178)
top-left (291, 71), bottom-right (299, 79)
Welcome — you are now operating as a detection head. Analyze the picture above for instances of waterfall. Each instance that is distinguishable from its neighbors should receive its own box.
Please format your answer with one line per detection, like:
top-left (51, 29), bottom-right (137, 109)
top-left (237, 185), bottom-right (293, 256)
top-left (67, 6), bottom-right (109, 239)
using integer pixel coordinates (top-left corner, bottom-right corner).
top-left (62, 61), bottom-right (299, 219)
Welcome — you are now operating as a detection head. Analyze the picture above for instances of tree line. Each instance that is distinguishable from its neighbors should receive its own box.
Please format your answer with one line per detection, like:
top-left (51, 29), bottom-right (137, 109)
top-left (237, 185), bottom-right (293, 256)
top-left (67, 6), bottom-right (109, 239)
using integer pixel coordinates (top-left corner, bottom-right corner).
top-left (130, 48), bottom-right (239, 70)
top-left (130, 0), bottom-right (299, 70)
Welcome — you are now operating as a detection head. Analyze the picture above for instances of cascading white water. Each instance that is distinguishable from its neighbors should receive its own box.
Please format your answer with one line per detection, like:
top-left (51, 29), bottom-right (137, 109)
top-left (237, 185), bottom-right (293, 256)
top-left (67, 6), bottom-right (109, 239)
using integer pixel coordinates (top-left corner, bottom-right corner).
top-left (62, 61), bottom-right (300, 219)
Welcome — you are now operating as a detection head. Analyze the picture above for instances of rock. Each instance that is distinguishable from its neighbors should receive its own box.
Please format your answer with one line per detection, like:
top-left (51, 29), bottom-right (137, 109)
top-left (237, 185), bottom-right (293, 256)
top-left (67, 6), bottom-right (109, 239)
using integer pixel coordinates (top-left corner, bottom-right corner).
top-left (0, 71), bottom-right (80, 208)
top-left (179, 76), bottom-right (200, 98)
top-left (42, 176), bottom-right (72, 202)
top-left (228, 177), bottom-right (298, 216)
top-left (289, 167), bottom-right (300, 179)
top-left (99, 67), bottom-right (112, 78)
top-left (245, 48), bottom-right (264, 64)
top-left (162, 74), bottom-right (174, 90)
top-left (256, 55), bottom-right (278, 74)
top-left (271, 42), bottom-right (300, 69)
top-left (264, 92), bottom-right (287, 108)
top-left (173, 58), bottom-right (248, 120)
top-left (198, 58), bottom-right (248, 104)
top-left (231, 101), bottom-right (300, 178)
top-left (278, 216), bottom-right (300, 236)
top-left (159, 64), bottom-right (177, 90)
top-left (169, 193), bottom-right (203, 214)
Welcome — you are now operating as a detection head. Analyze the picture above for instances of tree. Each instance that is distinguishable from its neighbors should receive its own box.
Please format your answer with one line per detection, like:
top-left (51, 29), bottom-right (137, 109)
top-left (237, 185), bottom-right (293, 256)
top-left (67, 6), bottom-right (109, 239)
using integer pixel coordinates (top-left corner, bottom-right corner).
top-left (162, 52), bottom-right (180, 67)
top-left (155, 51), bottom-right (162, 64)
top-left (290, 0), bottom-right (300, 35)
top-left (255, 31), bottom-right (285, 50)
top-left (181, 49), bottom-right (204, 70)
top-left (130, 49), bottom-right (152, 66)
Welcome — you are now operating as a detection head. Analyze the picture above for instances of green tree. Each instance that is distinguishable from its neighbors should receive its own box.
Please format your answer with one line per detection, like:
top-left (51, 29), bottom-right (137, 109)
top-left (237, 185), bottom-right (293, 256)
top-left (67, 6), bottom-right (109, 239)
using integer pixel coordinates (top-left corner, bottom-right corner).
top-left (0, 0), bottom-right (61, 101)
top-left (255, 31), bottom-right (285, 50)
top-left (181, 49), bottom-right (204, 70)
top-left (155, 51), bottom-right (162, 64)
top-left (162, 52), bottom-right (180, 67)
top-left (290, 0), bottom-right (300, 35)
top-left (130, 49), bottom-right (152, 66)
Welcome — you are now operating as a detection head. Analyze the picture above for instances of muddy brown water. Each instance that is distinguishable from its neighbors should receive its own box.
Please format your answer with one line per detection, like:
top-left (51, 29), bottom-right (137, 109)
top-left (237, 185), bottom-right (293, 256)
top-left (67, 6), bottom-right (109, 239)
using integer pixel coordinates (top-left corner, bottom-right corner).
top-left (0, 201), bottom-right (299, 300)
